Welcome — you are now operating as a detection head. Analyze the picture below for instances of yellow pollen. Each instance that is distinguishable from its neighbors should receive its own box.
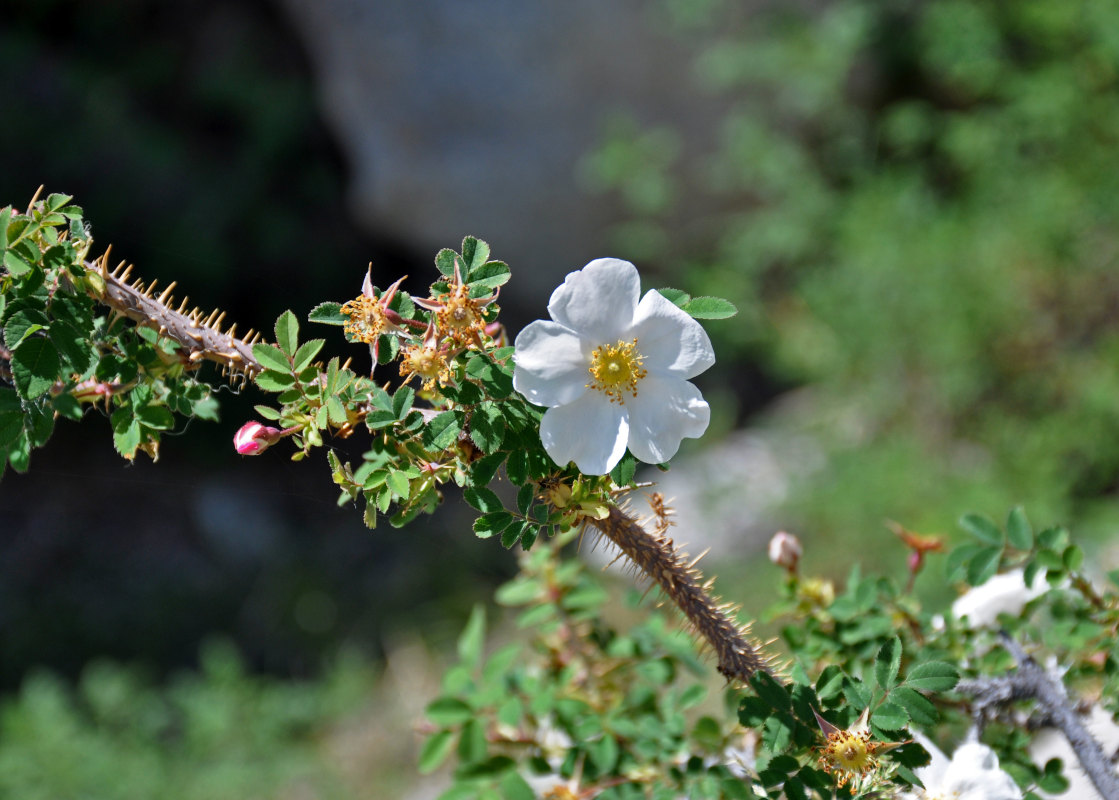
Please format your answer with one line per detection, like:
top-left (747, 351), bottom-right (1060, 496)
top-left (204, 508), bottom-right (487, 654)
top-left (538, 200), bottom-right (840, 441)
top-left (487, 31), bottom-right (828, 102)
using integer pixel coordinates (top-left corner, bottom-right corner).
top-left (819, 730), bottom-right (878, 787)
top-left (587, 338), bottom-right (647, 404)
top-left (341, 295), bottom-right (388, 344)
top-left (400, 344), bottom-right (450, 391)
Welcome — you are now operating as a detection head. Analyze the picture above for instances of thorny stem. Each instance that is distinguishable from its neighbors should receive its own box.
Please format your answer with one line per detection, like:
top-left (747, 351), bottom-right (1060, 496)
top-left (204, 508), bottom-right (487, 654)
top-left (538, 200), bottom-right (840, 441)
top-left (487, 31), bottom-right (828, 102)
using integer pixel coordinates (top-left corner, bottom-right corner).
top-left (956, 634), bottom-right (1119, 800)
top-left (590, 506), bottom-right (772, 683)
top-left (64, 255), bottom-right (775, 684)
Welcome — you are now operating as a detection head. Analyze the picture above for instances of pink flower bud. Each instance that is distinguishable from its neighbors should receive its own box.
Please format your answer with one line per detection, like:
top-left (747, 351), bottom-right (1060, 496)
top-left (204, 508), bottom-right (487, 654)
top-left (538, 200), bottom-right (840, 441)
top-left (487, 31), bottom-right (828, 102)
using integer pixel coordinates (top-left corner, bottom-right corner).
top-left (768, 531), bottom-right (802, 571)
top-left (233, 421), bottom-right (283, 455)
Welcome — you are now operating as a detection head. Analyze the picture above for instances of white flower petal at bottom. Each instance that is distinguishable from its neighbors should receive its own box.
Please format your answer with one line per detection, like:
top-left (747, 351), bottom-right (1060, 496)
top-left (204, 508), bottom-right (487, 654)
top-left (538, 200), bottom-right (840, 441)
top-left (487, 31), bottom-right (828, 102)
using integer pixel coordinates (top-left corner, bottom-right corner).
top-left (904, 736), bottom-right (1021, 800)
top-left (540, 393), bottom-right (629, 475)
top-left (625, 375), bottom-right (711, 465)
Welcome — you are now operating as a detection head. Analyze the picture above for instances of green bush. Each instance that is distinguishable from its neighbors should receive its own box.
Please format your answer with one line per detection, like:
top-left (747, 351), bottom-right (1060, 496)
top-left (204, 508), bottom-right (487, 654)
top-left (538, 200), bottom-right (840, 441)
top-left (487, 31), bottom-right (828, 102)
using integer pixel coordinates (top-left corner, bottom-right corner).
top-left (587, 0), bottom-right (1119, 548)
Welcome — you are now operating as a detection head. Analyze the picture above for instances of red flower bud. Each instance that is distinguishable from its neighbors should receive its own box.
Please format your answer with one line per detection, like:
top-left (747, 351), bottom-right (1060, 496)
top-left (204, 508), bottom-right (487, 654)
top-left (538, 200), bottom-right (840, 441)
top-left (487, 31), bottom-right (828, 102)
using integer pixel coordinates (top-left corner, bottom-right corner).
top-left (233, 421), bottom-right (283, 455)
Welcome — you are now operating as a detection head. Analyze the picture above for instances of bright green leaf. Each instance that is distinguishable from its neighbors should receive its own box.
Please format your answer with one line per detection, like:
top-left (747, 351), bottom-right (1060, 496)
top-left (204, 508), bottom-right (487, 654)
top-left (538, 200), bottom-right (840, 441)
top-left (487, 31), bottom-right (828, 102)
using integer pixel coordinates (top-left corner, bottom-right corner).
top-left (966, 545), bottom-right (1003, 586)
top-left (273, 310), bottom-right (299, 356)
top-left (252, 343), bottom-right (291, 373)
top-left (904, 661), bottom-right (958, 692)
top-left (1006, 506), bottom-right (1033, 550)
top-left (418, 730), bottom-right (455, 774)
top-left (11, 337), bottom-right (59, 400)
top-left (308, 301), bottom-right (346, 325)
top-left (682, 296), bottom-right (738, 319)
top-left (656, 287), bottom-right (691, 308)
top-left (464, 486), bottom-right (503, 514)
top-left (875, 637), bottom-right (903, 691)
top-left (457, 605), bottom-right (486, 669)
top-left (958, 512), bottom-right (1003, 545)
top-left (292, 339), bottom-right (325, 373)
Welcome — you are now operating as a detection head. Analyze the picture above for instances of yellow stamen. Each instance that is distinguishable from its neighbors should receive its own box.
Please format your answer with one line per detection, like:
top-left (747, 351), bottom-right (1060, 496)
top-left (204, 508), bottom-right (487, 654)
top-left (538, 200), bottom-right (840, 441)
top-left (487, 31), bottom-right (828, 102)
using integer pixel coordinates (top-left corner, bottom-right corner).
top-left (341, 295), bottom-right (389, 344)
top-left (586, 338), bottom-right (647, 404)
top-left (436, 284), bottom-right (486, 343)
top-left (399, 344), bottom-right (450, 391)
top-left (818, 729), bottom-right (880, 787)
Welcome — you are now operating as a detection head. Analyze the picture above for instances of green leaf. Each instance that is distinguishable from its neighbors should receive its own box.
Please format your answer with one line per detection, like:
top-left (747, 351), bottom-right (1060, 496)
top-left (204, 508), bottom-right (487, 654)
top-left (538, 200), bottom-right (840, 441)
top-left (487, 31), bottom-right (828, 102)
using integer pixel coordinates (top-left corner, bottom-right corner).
top-left (51, 320), bottom-right (93, 376)
top-left (467, 260), bottom-right (510, 290)
top-left (252, 343), bottom-right (291, 373)
top-left (386, 470), bottom-right (411, 498)
top-left (464, 486), bottom-right (503, 514)
top-left (46, 193), bottom-right (72, 212)
top-left (135, 404), bottom-right (174, 431)
top-left (473, 511), bottom-right (514, 539)
top-left (292, 339), bottom-right (325, 373)
top-left (1037, 526), bottom-right (1069, 550)
top-left (457, 605), bottom-right (486, 669)
top-left (3, 307), bottom-right (49, 349)
top-left (815, 665), bottom-right (845, 703)
top-left (308, 301), bottom-right (346, 325)
top-left (966, 545), bottom-right (1003, 586)
top-left (1063, 544), bottom-right (1084, 572)
top-left (393, 385), bottom-right (415, 419)
top-left (944, 543), bottom-right (985, 582)
top-left (870, 702), bottom-right (909, 731)
top-left (113, 416), bottom-right (142, 459)
top-left (875, 637), bottom-right (903, 691)
top-left (501, 521), bottom-right (528, 549)
top-left (469, 452), bottom-right (506, 486)
top-left (3, 248), bottom-right (34, 277)
top-left (505, 450), bottom-right (528, 485)
top-left (656, 287), bottom-right (691, 308)
top-left (425, 696), bottom-right (474, 726)
top-left (11, 337), bottom-right (60, 400)
top-left (435, 248), bottom-right (459, 277)
top-left (255, 370), bottom-right (296, 392)
top-left (422, 410), bottom-right (461, 449)
top-left (516, 483), bottom-right (534, 516)
top-left (682, 296), bottom-right (738, 319)
top-left (958, 512), bottom-right (1003, 545)
top-left (418, 730), bottom-right (455, 774)
top-left (1006, 506), bottom-right (1033, 550)
top-left (609, 452), bottom-right (637, 487)
top-left (470, 403), bottom-right (505, 454)
top-left (274, 310), bottom-right (299, 356)
top-left (0, 207), bottom-right (11, 249)
top-left (461, 236), bottom-right (491, 271)
top-left (890, 686), bottom-right (938, 726)
top-left (904, 661), bottom-right (958, 692)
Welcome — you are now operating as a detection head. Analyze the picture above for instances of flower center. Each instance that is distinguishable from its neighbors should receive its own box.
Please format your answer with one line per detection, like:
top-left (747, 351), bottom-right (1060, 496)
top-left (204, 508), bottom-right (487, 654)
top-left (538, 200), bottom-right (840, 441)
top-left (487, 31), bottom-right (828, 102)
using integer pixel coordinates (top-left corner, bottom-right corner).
top-left (400, 345), bottom-right (450, 391)
top-left (587, 339), bottom-right (647, 404)
top-left (341, 295), bottom-right (388, 344)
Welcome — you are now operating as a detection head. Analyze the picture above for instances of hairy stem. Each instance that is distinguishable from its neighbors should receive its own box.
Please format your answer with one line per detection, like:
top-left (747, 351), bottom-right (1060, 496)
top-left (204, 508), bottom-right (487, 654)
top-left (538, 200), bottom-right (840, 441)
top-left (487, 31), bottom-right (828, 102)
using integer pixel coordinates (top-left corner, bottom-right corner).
top-left (75, 253), bottom-right (775, 683)
top-left (88, 252), bottom-right (262, 380)
top-left (590, 505), bottom-right (773, 683)
top-left (957, 634), bottom-right (1119, 800)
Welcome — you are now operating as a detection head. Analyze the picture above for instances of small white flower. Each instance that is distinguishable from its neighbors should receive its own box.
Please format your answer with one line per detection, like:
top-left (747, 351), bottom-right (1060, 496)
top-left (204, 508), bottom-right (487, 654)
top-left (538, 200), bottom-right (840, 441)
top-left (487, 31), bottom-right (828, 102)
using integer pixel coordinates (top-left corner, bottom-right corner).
top-left (512, 258), bottom-right (714, 475)
top-left (903, 736), bottom-right (1022, 800)
top-left (951, 569), bottom-right (1047, 628)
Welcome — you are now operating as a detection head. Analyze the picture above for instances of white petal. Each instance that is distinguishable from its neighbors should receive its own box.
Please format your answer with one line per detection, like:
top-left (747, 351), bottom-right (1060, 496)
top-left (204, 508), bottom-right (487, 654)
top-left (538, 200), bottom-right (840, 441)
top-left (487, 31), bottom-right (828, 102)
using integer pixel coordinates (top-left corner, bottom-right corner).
top-left (547, 258), bottom-right (640, 342)
top-left (513, 321), bottom-right (589, 407)
top-left (624, 375), bottom-right (710, 464)
top-left (631, 289), bottom-right (716, 379)
top-left (539, 393), bottom-right (628, 475)
top-left (943, 743), bottom-right (1022, 800)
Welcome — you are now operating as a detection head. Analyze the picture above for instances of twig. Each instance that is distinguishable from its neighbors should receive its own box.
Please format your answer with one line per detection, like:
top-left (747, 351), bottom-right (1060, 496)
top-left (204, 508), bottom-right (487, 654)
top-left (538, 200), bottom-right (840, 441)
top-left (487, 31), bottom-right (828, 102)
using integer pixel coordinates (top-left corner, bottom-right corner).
top-left (589, 505), bottom-right (774, 683)
top-left (956, 633), bottom-right (1119, 800)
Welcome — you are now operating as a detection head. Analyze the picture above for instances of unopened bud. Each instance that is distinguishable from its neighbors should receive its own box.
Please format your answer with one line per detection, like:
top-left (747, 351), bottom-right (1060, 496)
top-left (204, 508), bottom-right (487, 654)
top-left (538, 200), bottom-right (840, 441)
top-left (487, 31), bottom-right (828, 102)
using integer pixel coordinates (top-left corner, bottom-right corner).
top-left (233, 421), bottom-right (283, 455)
top-left (768, 531), bottom-right (802, 571)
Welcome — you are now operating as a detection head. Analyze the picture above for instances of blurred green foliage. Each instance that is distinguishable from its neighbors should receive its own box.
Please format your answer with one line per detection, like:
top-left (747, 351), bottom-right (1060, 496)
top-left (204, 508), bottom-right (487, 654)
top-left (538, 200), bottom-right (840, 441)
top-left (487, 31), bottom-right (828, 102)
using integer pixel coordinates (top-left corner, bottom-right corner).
top-left (587, 0), bottom-right (1119, 549)
top-left (0, 640), bottom-right (387, 800)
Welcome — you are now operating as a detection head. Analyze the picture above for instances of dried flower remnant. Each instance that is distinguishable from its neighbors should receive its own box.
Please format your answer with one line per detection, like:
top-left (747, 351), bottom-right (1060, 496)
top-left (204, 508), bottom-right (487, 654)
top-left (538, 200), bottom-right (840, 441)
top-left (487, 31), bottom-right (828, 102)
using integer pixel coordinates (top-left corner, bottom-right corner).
top-left (398, 324), bottom-right (453, 392)
top-left (414, 258), bottom-right (498, 347)
top-left (815, 708), bottom-right (903, 790)
top-left (512, 258), bottom-right (714, 474)
top-left (340, 269), bottom-right (408, 364)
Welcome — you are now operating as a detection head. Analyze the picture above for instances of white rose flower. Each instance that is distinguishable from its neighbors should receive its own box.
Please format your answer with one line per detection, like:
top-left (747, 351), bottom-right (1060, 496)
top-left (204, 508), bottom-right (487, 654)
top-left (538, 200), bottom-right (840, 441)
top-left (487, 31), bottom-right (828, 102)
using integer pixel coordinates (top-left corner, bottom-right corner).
top-left (903, 736), bottom-right (1022, 800)
top-left (512, 258), bottom-right (715, 475)
top-left (951, 569), bottom-right (1047, 628)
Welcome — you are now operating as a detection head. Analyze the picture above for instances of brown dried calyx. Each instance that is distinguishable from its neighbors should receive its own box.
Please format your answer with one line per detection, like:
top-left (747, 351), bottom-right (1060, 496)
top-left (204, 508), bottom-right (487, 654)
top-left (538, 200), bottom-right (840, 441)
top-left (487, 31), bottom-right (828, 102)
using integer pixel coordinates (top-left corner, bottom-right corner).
top-left (88, 247), bottom-right (263, 381)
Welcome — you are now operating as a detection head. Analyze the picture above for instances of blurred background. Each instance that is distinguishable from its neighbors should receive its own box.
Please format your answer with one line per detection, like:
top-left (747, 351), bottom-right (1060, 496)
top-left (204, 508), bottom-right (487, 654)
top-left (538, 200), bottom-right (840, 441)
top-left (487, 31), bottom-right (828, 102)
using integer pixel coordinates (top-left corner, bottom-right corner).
top-left (3, 0), bottom-right (1119, 796)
